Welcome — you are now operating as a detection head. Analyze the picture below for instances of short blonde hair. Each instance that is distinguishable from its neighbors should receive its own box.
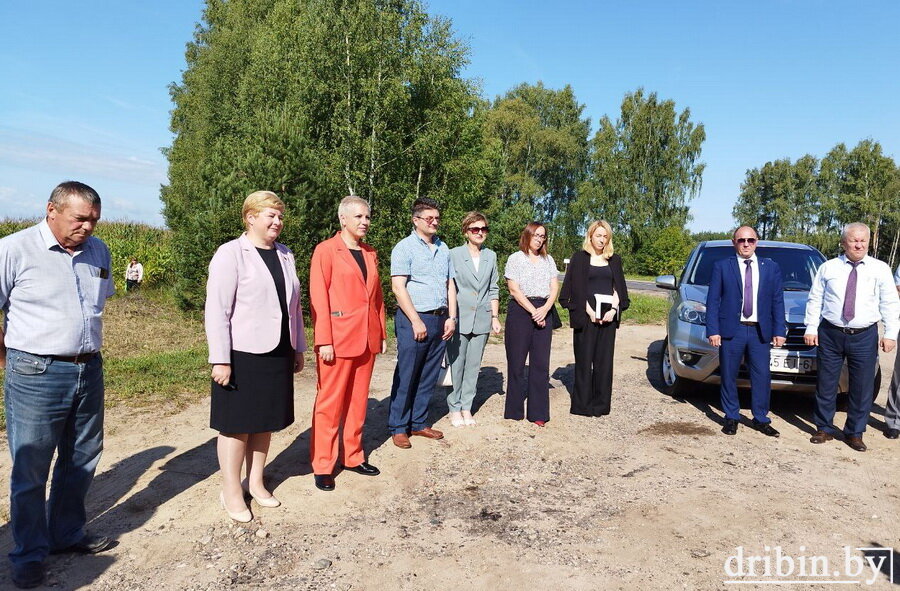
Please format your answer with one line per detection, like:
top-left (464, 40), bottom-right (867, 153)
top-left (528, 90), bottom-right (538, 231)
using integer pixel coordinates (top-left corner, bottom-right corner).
top-left (582, 220), bottom-right (614, 258)
top-left (461, 211), bottom-right (487, 233)
top-left (242, 191), bottom-right (285, 229)
top-left (338, 195), bottom-right (370, 222)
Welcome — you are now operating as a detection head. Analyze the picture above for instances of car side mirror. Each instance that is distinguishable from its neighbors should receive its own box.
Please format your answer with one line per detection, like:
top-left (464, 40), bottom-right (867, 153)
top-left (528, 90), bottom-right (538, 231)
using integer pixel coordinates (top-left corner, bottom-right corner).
top-left (656, 275), bottom-right (677, 290)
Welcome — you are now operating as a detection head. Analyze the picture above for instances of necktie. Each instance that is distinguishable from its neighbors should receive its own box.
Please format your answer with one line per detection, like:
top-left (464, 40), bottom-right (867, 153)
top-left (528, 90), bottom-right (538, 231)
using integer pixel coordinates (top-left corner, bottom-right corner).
top-left (842, 261), bottom-right (860, 323)
top-left (742, 259), bottom-right (753, 318)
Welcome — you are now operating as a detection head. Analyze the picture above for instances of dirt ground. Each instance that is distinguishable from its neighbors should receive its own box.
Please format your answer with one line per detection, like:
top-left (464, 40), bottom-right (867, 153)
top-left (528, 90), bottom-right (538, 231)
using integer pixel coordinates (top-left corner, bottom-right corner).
top-left (1, 324), bottom-right (898, 590)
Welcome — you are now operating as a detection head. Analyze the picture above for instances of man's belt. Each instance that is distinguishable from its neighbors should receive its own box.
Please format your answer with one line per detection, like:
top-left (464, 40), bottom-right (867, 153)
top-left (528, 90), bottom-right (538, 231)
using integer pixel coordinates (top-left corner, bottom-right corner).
top-left (50, 352), bottom-right (98, 364)
top-left (740, 321), bottom-right (759, 326)
top-left (419, 307), bottom-right (448, 316)
top-left (824, 321), bottom-right (875, 335)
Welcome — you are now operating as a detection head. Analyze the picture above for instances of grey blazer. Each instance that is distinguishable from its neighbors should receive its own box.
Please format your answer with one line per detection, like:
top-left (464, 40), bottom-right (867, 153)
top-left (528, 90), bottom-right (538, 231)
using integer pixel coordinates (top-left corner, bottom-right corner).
top-left (450, 245), bottom-right (499, 334)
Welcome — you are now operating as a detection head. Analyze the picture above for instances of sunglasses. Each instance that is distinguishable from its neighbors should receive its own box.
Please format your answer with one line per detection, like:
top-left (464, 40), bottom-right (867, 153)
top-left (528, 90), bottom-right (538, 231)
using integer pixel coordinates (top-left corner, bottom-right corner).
top-left (415, 215), bottom-right (440, 225)
top-left (466, 226), bottom-right (489, 234)
top-left (735, 237), bottom-right (757, 244)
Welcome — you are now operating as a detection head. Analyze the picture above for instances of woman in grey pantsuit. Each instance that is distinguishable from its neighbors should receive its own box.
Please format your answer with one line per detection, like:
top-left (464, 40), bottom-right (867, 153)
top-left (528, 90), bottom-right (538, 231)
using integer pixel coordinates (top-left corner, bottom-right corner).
top-left (446, 212), bottom-right (502, 427)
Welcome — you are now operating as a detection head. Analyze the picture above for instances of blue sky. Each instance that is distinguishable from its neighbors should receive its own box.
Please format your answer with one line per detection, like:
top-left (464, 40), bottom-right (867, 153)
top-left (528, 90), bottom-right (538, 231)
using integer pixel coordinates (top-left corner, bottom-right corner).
top-left (1, 1), bottom-right (898, 230)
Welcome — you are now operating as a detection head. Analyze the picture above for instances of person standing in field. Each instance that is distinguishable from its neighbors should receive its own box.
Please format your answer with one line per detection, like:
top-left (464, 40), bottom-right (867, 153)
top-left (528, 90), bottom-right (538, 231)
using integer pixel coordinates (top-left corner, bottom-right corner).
top-left (309, 196), bottom-right (386, 491)
top-left (446, 212), bottom-right (501, 427)
top-left (503, 222), bottom-right (560, 427)
top-left (205, 190), bottom-right (306, 521)
top-left (387, 197), bottom-right (457, 448)
top-left (804, 222), bottom-right (899, 452)
top-left (559, 220), bottom-right (630, 417)
top-left (125, 257), bottom-right (143, 291)
top-left (0, 181), bottom-right (116, 589)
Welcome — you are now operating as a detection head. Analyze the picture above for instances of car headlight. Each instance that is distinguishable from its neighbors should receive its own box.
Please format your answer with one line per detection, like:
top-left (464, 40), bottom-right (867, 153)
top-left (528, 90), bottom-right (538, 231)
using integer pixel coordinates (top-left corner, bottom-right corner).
top-left (676, 300), bottom-right (707, 325)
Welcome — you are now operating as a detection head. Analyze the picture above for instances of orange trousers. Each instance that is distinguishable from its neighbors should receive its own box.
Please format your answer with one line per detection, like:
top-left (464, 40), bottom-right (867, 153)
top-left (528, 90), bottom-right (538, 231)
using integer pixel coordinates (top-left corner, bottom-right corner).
top-left (310, 349), bottom-right (375, 475)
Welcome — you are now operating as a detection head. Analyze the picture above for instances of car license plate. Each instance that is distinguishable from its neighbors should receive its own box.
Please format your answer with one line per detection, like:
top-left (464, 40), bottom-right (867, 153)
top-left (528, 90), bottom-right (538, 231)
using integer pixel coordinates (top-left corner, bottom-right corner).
top-left (770, 351), bottom-right (815, 373)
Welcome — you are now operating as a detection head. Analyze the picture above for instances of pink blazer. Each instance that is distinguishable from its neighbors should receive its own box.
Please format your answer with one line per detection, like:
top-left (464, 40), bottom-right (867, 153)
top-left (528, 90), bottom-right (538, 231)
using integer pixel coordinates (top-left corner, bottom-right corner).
top-left (205, 234), bottom-right (307, 364)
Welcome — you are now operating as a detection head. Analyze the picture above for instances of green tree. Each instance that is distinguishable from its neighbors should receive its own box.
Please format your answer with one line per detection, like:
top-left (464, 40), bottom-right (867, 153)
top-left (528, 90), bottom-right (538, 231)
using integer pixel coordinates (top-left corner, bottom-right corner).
top-left (482, 82), bottom-right (590, 259)
top-left (575, 88), bottom-right (705, 255)
top-left (733, 155), bottom-right (821, 240)
top-left (820, 140), bottom-right (899, 256)
top-left (163, 0), bottom-right (496, 309)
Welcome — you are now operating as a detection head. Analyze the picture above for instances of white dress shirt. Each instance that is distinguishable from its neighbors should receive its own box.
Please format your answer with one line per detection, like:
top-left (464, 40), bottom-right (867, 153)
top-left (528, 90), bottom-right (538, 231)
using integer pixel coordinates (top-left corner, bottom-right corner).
top-left (804, 254), bottom-right (900, 339)
top-left (737, 254), bottom-right (760, 323)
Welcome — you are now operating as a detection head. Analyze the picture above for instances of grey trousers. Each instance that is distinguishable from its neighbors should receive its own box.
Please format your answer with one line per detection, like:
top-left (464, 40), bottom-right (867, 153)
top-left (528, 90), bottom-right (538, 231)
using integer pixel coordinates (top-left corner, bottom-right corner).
top-left (446, 332), bottom-right (489, 412)
top-left (885, 348), bottom-right (900, 429)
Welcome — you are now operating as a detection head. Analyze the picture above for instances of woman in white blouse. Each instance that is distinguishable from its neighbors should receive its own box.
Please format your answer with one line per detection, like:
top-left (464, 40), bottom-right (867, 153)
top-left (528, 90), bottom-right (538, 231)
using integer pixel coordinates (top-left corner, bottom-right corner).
top-left (503, 222), bottom-right (560, 426)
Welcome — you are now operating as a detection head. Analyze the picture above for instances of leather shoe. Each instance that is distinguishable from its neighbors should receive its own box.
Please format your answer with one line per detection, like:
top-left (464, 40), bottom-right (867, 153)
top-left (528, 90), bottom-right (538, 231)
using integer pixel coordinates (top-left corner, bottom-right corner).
top-left (884, 428), bottom-right (900, 439)
top-left (751, 420), bottom-right (780, 437)
top-left (721, 419), bottom-right (738, 435)
top-left (11, 561), bottom-right (44, 589)
top-left (410, 427), bottom-right (444, 439)
top-left (845, 436), bottom-right (867, 452)
top-left (51, 533), bottom-right (115, 555)
top-left (392, 433), bottom-right (412, 448)
top-left (314, 474), bottom-right (335, 491)
top-left (809, 430), bottom-right (834, 444)
top-left (344, 462), bottom-right (380, 476)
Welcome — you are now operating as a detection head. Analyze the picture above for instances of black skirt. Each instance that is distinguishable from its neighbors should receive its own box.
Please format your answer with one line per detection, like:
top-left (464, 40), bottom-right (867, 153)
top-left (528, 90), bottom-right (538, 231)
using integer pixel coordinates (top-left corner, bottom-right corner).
top-left (210, 344), bottom-right (295, 434)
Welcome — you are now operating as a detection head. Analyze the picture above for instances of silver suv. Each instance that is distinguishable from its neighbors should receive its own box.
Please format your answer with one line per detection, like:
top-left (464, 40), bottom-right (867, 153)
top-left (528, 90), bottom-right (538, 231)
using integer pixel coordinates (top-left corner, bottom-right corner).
top-left (655, 239), bottom-right (876, 397)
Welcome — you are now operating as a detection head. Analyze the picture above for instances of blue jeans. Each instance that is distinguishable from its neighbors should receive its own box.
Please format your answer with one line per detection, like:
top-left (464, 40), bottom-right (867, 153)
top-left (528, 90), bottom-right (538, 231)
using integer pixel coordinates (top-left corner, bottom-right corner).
top-left (4, 349), bottom-right (105, 566)
top-left (388, 310), bottom-right (447, 434)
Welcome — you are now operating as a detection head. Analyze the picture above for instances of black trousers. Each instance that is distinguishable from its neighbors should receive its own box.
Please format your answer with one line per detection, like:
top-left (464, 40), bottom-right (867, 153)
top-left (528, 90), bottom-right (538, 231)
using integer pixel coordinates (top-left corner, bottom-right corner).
top-left (504, 298), bottom-right (552, 422)
top-left (571, 320), bottom-right (616, 416)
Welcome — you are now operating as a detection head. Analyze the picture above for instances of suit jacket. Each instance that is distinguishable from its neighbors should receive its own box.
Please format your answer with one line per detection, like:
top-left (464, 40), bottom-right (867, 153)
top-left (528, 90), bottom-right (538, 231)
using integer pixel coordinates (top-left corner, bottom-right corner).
top-left (450, 245), bottom-right (499, 334)
top-left (706, 256), bottom-right (786, 342)
top-left (205, 234), bottom-right (307, 364)
top-left (309, 233), bottom-right (386, 358)
top-left (559, 251), bottom-right (630, 329)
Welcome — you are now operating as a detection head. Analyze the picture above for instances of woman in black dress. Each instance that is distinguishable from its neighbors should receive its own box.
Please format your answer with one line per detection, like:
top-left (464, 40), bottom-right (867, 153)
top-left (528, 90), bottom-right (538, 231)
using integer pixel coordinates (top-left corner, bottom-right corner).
top-left (559, 220), bottom-right (629, 416)
top-left (205, 191), bottom-right (306, 522)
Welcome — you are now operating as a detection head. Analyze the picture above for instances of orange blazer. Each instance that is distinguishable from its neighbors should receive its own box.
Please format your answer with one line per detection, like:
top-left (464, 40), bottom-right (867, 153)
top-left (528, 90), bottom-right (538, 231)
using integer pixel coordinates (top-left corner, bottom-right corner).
top-left (309, 233), bottom-right (386, 358)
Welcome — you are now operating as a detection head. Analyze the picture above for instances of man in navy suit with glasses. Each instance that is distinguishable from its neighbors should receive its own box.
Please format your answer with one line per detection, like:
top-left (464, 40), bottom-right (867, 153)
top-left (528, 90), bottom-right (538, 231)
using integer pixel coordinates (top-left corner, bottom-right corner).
top-left (706, 226), bottom-right (786, 437)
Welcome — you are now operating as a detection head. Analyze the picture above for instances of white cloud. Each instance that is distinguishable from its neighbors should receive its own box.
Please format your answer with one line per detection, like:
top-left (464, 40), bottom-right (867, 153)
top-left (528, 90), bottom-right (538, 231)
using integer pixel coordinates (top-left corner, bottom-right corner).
top-left (0, 126), bottom-right (168, 186)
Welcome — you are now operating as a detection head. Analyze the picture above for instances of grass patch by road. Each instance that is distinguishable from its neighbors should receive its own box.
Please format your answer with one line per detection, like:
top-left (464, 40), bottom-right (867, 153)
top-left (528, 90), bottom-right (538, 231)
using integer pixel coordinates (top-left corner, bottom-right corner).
top-left (623, 293), bottom-right (670, 325)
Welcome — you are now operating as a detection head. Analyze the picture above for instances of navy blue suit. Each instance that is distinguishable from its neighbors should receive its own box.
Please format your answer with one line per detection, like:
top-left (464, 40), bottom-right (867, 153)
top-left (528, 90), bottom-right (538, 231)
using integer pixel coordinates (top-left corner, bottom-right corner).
top-left (706, 256), bottom-right (786, 422)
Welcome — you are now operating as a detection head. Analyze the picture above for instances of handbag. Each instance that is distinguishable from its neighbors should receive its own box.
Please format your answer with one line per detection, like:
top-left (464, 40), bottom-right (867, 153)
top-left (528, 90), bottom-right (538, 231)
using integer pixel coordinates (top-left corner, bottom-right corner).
top-left (436, 352), bottom-right (453, 387)
top-left (549, 304), bottom-right (563, 330)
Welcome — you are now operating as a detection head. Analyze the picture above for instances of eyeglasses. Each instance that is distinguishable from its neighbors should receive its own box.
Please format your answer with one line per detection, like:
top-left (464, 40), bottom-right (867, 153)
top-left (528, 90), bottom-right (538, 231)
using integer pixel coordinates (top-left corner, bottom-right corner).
top-left (533, 234), bottom-right (547, 241)
top-left (735, 237), bottom-right (757, 244)
top-left (467, 226), bottom-right (489, 234)
top-left (415, 215), bottom-right (440, 225)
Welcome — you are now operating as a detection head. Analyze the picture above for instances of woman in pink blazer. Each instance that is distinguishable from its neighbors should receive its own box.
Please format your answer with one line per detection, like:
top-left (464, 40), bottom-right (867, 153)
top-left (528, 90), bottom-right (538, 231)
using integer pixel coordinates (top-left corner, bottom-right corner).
top-left (205, 190), bottom-right (306, 522)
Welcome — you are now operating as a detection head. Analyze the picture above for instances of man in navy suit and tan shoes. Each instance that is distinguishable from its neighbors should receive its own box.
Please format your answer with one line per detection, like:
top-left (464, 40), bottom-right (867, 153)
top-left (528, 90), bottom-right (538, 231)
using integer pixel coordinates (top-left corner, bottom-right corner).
top-left (706, 226), bottom-right (786, 437)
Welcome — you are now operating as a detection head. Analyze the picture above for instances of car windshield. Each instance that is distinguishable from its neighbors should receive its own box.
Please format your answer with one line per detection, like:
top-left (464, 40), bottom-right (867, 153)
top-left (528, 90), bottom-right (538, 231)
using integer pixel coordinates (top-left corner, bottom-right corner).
top-left (685, 245), bottom-right (826, 290)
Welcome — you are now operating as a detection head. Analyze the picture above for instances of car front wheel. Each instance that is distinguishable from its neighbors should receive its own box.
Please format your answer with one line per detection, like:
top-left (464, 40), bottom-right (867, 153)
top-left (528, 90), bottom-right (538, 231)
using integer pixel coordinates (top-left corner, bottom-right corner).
top-left (660, 336), bottom-right (694, 396)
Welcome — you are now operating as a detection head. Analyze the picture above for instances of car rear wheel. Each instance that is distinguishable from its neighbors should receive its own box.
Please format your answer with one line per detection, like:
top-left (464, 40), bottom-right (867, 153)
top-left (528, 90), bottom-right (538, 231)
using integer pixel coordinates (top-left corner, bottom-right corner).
top-left (660, 337), bottom-right (694, 396)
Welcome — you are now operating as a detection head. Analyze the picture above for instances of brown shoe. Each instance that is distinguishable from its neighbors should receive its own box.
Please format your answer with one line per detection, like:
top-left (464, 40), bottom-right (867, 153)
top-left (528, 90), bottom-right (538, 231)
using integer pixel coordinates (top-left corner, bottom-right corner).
top-left (809, 430), bottom-right (834, 444)
top-left (392, 433), bottom-right (412, 449)
top-left (410, 427), bottom-right (444, 439)
top-left (845, 436), bottom-right (867, 452)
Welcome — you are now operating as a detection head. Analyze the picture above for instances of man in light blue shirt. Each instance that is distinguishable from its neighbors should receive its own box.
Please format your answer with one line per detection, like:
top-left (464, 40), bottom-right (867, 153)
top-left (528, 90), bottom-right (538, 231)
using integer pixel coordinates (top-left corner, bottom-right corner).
top-left (804, 222), bottom-right (900, 452)
top-left (883, 264), bottom-right (900, 439)
top-left (0, 182), bottom-right (116, 589)
top-left (388, 197), bottom-right (457, 448)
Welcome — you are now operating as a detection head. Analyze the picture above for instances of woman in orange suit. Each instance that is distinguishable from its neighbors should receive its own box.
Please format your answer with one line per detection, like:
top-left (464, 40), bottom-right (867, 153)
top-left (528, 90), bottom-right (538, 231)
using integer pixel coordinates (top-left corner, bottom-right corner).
top-left (309, 196), bottom-right (386, 491)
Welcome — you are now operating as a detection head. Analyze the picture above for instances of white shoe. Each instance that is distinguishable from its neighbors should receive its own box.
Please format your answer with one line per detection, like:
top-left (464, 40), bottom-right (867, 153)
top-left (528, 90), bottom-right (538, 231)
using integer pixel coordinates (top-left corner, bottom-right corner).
top-left (220, 491), bottom-right (252, 523)
top-left (241, 479), bottom-right (281, 508)
top-left (462, 411), bottom-right (476, 426)
top-left (449, 411), bottom-right (465, 427)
